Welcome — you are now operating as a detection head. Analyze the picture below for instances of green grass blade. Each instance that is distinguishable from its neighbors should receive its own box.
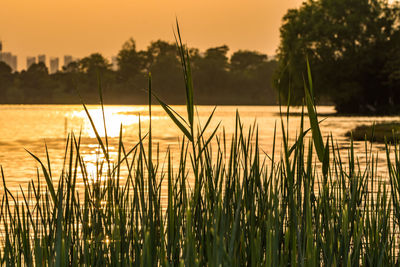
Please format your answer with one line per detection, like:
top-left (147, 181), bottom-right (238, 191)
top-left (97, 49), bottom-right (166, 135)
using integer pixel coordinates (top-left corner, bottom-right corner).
top-left (79, 93), bottom-right (110, 162)
top-left (152, 93), bottom-right (193, 142)
top-left (97, 72), bottom-right (110, 158)
top-left (303, 71), bottom-right (324, 162)
top-left (306, 56), bottom-right (314, 98)
top-left (175, 19), bottom-right (194, 126)
top-left (25, 149), bottom-right (57, 203)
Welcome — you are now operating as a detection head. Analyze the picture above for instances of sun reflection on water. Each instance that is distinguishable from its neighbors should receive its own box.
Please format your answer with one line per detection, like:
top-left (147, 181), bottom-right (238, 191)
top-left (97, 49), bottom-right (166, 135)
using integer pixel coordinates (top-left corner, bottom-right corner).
top-left (69, 106), bottom-right (160, 138)
top-left (82, 154), bottom-right (101, 180)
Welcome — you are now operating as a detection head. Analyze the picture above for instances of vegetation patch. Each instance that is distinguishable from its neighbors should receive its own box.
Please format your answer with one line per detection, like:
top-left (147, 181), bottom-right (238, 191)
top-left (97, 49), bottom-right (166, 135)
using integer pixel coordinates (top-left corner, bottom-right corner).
top-left (346, 122), bottom-right (400, 143)
top-left (0, 40), bottom-right (277, 105)
top-left (4, 23), bottom-right (400, 265)
top-left (275, 0), bottom-right (400, 114)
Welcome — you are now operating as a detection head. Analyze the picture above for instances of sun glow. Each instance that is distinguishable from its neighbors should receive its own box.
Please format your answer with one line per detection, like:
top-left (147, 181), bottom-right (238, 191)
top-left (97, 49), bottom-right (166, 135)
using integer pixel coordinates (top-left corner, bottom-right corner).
top-left (70, 106), bottom-right (160, 138)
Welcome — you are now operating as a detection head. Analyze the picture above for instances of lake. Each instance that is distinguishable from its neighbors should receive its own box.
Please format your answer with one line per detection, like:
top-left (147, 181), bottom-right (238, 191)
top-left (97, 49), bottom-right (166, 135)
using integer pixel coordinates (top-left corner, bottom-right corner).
top-left (0, 104), bottom-right (398, 193)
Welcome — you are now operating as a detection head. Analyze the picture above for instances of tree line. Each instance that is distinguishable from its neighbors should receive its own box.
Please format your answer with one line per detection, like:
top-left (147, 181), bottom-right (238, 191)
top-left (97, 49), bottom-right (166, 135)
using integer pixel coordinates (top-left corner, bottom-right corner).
top-left (0, 39), bottom-right (277, 105)
top-left (2, 0), bottom-right (399, 113)
top-left (275, 0), bottom-right (400, 114)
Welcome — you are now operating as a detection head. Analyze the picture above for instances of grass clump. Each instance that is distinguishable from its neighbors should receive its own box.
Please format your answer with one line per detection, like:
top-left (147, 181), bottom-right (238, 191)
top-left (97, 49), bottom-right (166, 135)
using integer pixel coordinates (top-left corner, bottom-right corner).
top-left (346, 122), bottom-right (400, 143)
top-left (2, 23), bottom-right (400, 266)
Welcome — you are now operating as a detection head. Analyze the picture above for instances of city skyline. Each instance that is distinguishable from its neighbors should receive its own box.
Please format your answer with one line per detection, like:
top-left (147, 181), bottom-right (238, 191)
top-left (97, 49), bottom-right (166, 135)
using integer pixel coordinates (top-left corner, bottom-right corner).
top-left (0, 41), bottom-right (17, 71)
top-left (0, 40), bottom-right (276, 72)
top-left (5, 52), bottom-right (110, 72)
top-left (0, 39), bottom-right (99, 72)
top-left (3, 0), bottom-right (397, 71)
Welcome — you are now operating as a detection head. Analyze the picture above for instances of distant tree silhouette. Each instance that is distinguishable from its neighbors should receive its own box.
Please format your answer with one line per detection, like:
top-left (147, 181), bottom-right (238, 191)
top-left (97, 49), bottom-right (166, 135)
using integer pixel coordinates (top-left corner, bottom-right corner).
top-left (78, 53), bottom-right (115, 95)
top-left (62, 61), bottom-right (80, 73)
top-left (194, 45), bottom-right (230, 97)
top-left (230, 51), bottom-right (277, 103)
top-left (0, 39), bottom-right (278, 105)
top-left (230, 50), bottom-right (267, 73)
top-left (20, 62), bottom-right (54, 102)
top-left (79, 53), bottom-right (111, 75)
top-left (146, 40), bottom-right (185, 102)
top-left (117, 38), bottom-right (146, 82)
top-left (0, 61), bottom-right (13, 102)
top-left (275, 0), bottom-right (400, 114)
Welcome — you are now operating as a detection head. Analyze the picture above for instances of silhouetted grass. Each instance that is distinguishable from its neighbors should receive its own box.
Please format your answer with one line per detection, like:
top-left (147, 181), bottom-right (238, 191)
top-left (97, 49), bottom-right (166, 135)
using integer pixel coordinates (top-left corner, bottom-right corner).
top-left (1, 23), bottom-right (400, 266)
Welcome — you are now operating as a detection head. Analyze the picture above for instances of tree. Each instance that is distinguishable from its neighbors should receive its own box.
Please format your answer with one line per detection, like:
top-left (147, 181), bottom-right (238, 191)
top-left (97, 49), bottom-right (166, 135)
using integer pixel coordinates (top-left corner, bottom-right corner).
top-left (117, 38), bottom-right (147, 81)
top-left (62, 61), bottom-right (80, 73)
top-left (0, 61), bottom-right (13, 102)
top-left (229, 51), bottom-right (277, 104)
top-left (79, 53), bottom-right (111, 75)
top-left (59, 61), bottom-right (81, 94)
top-left (193, 45), bottom-right (230, 95)
top-left (78, 53), bottom-right (115, 95)
top-left (146, 40), bottom-right (185, 102)
top-left (20, 62), bottom-right (54, 102)
top-left (230, 50), bottom-right (267, 73)
top-left (146, 40), bottom-right (178, 64)
top-left (275, 0), bottom-right (400, 113)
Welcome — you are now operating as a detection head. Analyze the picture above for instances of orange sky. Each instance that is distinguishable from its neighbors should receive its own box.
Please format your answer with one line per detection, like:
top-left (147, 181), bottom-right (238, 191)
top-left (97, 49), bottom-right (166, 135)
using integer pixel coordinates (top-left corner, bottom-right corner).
top-left (0, 0), bottom-right (304, 70)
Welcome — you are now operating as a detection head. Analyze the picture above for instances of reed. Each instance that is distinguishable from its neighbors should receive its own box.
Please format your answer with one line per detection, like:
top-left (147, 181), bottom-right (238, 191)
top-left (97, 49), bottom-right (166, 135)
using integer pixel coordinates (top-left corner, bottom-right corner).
top-left (1, 23), bottom-right (400, 266)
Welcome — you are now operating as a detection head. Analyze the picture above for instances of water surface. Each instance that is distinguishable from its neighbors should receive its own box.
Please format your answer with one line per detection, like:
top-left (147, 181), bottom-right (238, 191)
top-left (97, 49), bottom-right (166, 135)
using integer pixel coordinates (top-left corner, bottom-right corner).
top-left (0, 105), bottom-right (397, 192)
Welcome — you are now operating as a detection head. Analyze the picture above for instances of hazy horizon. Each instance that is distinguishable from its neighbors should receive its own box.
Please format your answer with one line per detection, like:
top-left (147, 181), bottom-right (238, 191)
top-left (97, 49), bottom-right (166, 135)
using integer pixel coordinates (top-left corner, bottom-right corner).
top-left (0, 0), bottom-right (304, 70)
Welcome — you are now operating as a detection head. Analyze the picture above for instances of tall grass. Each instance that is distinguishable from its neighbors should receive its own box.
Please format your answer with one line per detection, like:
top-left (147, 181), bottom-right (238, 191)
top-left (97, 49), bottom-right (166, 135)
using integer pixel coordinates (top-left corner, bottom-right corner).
top-left (1, 23), bottom-right (400, 266)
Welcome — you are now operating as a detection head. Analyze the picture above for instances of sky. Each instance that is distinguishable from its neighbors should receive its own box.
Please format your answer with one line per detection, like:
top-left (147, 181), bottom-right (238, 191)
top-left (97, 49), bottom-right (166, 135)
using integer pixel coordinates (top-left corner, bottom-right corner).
top-left (0, 0), bottom-right (304, 70)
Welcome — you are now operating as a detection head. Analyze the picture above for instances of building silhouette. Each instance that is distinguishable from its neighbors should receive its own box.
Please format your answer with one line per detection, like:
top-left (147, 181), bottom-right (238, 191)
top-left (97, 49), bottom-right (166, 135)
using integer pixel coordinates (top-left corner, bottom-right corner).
top-left (111, 56), bottom-right (118, 71)
top-left (26, 57), bottom-right (36, 69)
top-left (0, 52), bottom-right (17, 71)
top-left (38, 54), bottom-right (46, 66)
top-left (0, 41), bottom-right (18, 72)
top-left (11, 55), bottom-right (17, 71)
top-left (64, 55), bottom-right (73, 68)
top-left (50, 57), bottom-right (59, 74)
